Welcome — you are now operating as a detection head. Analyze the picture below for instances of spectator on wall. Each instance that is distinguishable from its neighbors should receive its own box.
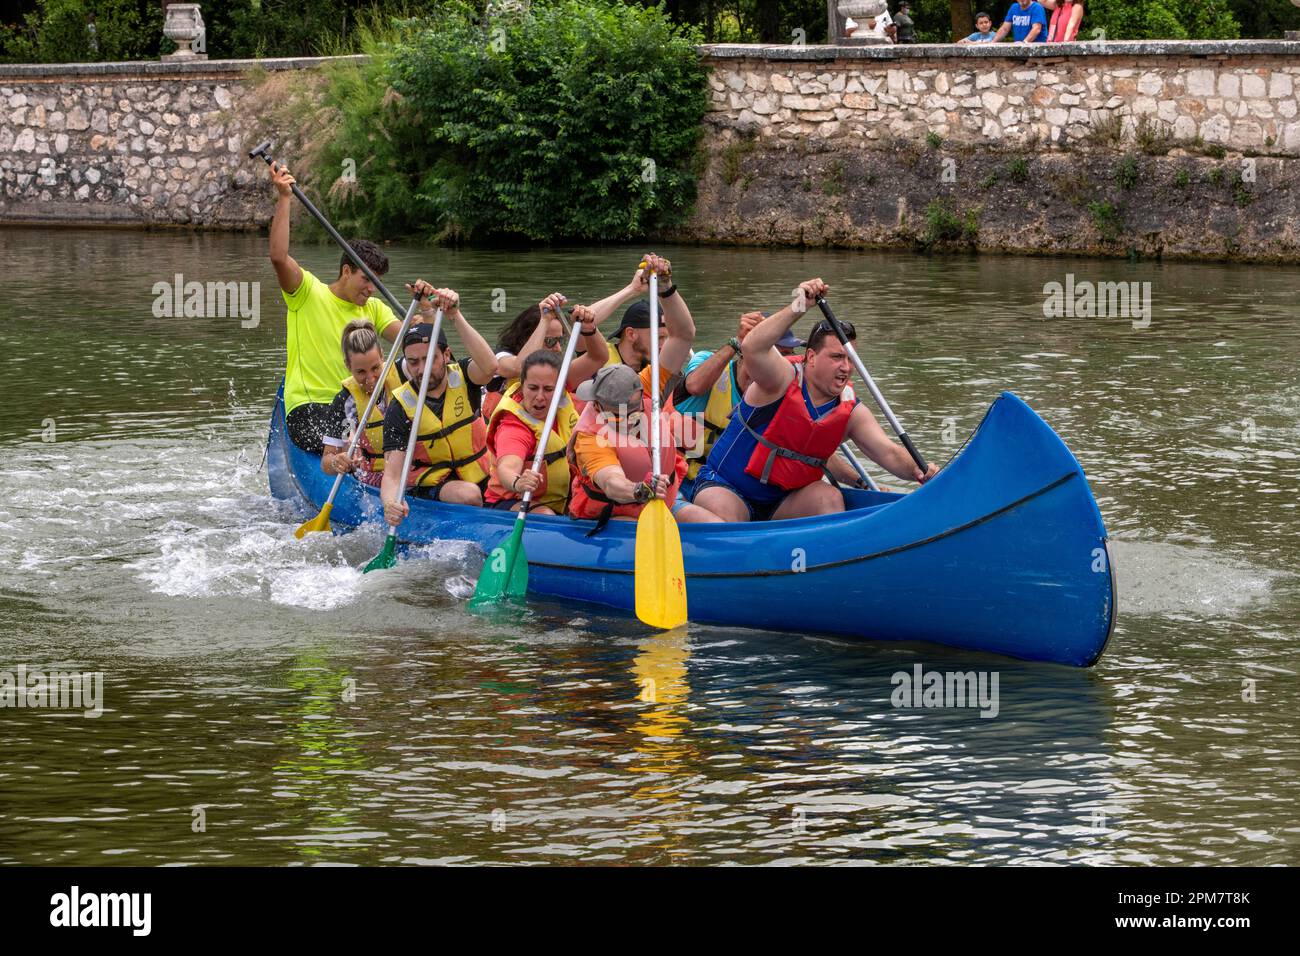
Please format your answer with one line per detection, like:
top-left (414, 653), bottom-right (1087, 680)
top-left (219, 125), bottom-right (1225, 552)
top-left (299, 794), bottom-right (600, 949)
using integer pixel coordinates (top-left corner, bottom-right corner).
top-left (894, 2), bottom-right (917, 43)
top-left (958, 11), bottom-right (999, 43)
top-left (992, 0), bottom-right (1049, 42)
top-left (1043, 0), bottom-right (1085, 41)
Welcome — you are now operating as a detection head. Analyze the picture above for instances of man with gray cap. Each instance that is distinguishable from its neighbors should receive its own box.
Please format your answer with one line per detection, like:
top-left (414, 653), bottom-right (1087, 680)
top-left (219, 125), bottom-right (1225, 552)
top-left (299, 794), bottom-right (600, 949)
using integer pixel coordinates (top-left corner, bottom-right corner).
top-left (567, 364), bottom-right (720, 530)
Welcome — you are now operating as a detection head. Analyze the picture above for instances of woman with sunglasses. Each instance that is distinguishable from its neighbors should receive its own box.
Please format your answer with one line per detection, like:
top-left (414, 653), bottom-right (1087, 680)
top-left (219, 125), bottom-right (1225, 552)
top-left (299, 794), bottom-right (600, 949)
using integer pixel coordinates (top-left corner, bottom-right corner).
top-left (482, 293), bottom-right (604, 420)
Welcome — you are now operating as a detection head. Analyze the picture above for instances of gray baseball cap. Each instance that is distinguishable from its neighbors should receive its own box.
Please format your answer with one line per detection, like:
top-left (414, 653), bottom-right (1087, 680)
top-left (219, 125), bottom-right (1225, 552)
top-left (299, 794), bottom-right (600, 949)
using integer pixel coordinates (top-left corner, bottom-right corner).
top-left (576, 364), bottom-right (642, 407)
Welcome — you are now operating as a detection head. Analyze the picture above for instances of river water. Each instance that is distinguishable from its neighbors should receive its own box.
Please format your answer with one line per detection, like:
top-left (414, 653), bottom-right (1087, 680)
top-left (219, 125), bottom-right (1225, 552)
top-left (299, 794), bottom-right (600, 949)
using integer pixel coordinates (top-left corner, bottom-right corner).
top-left (0, 228), bottom-right (1295, 865)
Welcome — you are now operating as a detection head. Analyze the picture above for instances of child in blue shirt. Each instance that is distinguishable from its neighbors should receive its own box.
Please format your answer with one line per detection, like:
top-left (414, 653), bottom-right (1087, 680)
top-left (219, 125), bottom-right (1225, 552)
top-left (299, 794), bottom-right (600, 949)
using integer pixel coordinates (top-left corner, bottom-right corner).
top-left (959, 12), bottom-right (998, 43)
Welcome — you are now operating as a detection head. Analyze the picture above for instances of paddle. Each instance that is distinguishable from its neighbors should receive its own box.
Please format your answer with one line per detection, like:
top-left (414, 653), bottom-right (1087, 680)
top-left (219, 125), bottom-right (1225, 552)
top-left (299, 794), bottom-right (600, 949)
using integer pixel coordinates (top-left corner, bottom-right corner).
top-left (294, 294), bottom-right (423, 539)
top-left (635, 270), bottom-right (688, 630)
top-left (362, 308), bottom-right (444, 573)
top-left (839, 443), bottom-right (881, 492)
top-left (248, 140), bottom-right (409, 320)
top-left (814, 296), bottom-right (930, 475)
top-left (468, 314), bottom-right (584, 608)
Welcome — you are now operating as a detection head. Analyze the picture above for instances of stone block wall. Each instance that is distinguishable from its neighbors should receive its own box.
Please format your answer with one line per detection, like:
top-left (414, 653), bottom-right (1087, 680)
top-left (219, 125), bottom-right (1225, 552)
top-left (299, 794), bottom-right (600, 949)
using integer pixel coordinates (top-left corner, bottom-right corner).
top-left (2, 43), bottom-right (1300, 259)
top-left (0, 57), bottom-right (361, 227)
top-left (703, 41), bottom-right (1300, 153)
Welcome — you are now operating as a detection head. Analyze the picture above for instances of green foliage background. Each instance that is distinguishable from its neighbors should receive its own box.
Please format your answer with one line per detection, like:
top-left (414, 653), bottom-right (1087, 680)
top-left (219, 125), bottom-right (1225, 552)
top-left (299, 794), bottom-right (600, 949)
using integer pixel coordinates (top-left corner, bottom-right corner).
top-left (292, 1), bottom-right (708, 243)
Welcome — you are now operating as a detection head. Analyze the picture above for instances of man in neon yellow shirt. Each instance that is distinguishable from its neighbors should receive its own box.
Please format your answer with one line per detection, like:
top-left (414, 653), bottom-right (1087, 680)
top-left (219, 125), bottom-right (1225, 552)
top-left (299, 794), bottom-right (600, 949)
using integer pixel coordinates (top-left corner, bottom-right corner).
top-left (269, 160), bottom-right (423, 453)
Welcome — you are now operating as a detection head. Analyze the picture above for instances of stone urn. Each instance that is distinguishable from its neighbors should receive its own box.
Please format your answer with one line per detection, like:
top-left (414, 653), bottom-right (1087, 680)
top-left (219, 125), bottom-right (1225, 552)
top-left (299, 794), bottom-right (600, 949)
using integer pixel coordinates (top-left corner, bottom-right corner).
top-left (838, 0), bottom-right (890, 44)
top-left (162, 4), bottom-right (207, 61)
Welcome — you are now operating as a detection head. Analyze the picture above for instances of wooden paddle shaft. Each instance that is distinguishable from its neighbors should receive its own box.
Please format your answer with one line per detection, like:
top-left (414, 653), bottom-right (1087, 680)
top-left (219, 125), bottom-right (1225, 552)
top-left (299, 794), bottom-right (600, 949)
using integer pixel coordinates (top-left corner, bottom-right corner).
top-left (814, 296), bottom-right (929, 473)
top-left (248, 142), bottom-right (408, 320)
top-left (393, 310), bottom-right (444, 516)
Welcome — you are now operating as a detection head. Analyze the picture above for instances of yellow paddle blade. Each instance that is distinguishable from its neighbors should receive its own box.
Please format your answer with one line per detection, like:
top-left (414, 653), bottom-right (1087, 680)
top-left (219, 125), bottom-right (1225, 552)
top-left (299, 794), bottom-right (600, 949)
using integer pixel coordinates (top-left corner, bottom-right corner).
top-left (635, 498), bottom-right (687, 629)
top-left (293, 502), bottom-right (333, 539)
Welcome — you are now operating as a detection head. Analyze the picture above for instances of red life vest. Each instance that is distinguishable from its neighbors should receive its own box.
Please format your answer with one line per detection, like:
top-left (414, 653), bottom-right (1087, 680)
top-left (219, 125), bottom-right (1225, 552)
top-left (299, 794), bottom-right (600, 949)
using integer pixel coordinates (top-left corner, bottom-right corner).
top-left (567, 395), bottom-right (687, 523)
top-left (742, 363), bottom-right (855, 490)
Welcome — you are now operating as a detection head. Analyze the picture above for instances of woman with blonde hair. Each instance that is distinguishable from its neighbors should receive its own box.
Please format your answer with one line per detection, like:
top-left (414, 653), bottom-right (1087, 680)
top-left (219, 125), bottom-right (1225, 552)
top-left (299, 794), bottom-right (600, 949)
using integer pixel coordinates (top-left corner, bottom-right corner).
top-left (319, 318), bottom-right (403, 487)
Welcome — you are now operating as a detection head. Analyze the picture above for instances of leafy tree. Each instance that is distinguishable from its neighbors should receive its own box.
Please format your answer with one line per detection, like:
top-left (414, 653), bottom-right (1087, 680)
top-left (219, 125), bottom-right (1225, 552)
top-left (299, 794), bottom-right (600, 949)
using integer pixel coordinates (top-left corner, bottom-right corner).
top-left (309, 1), bottom-right (709, 243)
top-left (0, 0), bottom-right (163, 63)
top-left (1085, 0), bottom-right (1239, 39)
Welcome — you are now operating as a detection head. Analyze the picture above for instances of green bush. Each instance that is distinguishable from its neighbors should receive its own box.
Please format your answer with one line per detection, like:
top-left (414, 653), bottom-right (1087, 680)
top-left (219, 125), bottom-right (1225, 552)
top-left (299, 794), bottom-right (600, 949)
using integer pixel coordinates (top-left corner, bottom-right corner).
top-left (0, 0), bottom-right (163, 64)
top-left (1115, 154), bottom-right (1139, 189)
top-left (1088, 200), bottom-right (1123, 242)
top-left (920, 199), bottom-right (978, 249)
top-left (1085, 0), bottom-right (1240, 39)
top-left (310, 1), bottom-right (708, 243)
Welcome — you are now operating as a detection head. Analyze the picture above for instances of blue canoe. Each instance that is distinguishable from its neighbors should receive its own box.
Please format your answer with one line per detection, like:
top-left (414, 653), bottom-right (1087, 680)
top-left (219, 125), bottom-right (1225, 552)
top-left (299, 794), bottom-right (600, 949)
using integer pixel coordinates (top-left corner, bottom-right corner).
top-left (267, 389), bottom-right (1117, 667)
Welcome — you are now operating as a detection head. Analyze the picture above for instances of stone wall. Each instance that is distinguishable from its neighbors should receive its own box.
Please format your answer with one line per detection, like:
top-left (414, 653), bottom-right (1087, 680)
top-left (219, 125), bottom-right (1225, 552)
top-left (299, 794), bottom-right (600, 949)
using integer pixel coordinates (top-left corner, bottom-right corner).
top-left (702, 40), bottom-right (1300, 153)
top-left (685, 40), bottom-right (1300, 260)
top-left (3, 43), bottom-right (1300, 260)
top-left (0, 57), bottom-right (361, 227)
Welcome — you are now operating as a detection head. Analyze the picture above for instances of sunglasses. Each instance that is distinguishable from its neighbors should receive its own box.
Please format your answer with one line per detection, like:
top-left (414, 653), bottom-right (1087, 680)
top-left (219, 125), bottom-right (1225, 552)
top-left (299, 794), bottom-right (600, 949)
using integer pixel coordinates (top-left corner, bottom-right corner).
top-left (812, 319), bottom-right (856, 341)
top-left (544, 336), bottom-right (564, 348)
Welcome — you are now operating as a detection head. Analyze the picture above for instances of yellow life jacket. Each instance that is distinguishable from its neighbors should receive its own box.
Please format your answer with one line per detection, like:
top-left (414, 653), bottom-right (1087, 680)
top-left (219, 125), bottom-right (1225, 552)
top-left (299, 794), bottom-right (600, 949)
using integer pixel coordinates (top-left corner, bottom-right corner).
top-left (603, 339), bottom-right (623, 368)
top-left (341, 364), bottom-right (402, 473)
top-left (685, 359), bottom-right (739, 481)
top-left (392, 364), bottom-right (491, 488)
top-left (486, 385), bottom-right (579, 514)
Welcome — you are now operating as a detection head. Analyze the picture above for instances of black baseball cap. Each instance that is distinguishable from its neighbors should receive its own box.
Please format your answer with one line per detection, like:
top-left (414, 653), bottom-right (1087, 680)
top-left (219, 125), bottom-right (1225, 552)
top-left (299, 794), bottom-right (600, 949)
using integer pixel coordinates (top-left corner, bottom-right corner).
top-left (613, 300), bottom-right (653, 338)
top-left (403, 323), bottom-right (449, 350)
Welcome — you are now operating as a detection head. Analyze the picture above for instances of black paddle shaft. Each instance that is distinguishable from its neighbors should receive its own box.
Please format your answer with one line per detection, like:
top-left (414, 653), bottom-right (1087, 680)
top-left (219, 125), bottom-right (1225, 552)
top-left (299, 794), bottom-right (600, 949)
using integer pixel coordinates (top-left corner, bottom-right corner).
top-left (813, 295), bottom-right (930, 474)
top-left (248, 141), bottom-right (408, 318)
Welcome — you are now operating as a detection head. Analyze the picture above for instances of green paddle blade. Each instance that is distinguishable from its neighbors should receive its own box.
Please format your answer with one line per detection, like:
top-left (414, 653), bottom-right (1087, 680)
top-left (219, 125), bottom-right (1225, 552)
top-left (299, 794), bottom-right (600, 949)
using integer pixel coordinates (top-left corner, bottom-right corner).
top-left (362, 533), bottom-right (398, 573)
top-left (469, 520), bottom-right (527, 609)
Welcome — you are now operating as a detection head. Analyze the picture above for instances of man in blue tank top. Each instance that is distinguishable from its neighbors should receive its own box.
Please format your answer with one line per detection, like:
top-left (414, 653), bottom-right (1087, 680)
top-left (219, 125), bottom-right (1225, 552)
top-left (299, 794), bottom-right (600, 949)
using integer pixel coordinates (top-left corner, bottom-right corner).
top-left (693, 278), bottom-right (940, 522)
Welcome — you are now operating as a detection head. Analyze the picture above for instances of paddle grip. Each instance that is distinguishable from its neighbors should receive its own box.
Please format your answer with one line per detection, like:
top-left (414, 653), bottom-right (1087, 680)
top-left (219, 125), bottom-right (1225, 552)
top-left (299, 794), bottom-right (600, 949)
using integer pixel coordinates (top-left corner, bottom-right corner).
top-left (250, 142), bottom-right (408, 319)
top-left (899, 433), bottom-right (929, 474)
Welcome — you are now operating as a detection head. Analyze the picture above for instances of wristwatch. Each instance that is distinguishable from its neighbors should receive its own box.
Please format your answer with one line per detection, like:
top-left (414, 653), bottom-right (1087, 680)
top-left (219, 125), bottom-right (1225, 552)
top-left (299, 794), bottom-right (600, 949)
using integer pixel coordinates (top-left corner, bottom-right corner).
top-left (726, 336), bottom-right (742, 355)
top-left (632, 480), bottom-right (653, 504)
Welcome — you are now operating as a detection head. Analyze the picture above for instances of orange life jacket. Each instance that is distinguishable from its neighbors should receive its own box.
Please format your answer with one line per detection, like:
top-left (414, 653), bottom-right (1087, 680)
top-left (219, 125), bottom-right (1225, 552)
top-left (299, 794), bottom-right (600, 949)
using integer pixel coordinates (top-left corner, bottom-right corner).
top-left (567, 396), bottom-right (687, 527)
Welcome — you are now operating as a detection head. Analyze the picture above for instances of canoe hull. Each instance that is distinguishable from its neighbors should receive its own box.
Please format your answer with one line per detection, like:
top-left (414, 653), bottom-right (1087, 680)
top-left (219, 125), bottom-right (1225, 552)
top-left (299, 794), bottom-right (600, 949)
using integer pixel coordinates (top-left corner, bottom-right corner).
top-left (268, 390), bottom-right (1116, 666)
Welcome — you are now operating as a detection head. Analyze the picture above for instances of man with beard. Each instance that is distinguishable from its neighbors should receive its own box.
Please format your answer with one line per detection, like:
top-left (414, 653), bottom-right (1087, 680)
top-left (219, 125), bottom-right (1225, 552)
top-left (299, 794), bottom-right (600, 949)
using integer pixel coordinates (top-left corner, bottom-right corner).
top-left (379, 287), bottom-right (499, 522)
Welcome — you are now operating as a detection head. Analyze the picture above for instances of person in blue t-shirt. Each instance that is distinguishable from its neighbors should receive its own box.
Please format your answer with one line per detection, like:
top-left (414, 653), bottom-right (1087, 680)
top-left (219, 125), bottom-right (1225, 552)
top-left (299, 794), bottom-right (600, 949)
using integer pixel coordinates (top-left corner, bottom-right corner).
top-left (993, 0), bottom-right (1048, 42)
